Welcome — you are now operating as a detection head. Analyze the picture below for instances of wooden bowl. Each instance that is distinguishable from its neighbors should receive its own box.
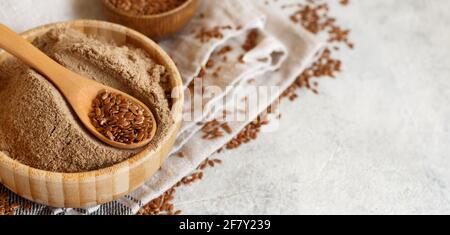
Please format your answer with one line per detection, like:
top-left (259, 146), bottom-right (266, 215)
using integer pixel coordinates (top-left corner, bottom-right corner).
top-left (0, 20), bottom-right (184, 208)
top-left (102, 0), bottom-right (199, 40)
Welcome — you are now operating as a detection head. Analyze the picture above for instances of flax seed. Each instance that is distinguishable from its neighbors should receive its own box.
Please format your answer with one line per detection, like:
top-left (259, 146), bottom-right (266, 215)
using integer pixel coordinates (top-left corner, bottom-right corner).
top-left (205, 59), bottom-right (214, 69)
top-left (177, 152), bottom-right (185, 158)
top-left (195, 25), bottom-right (232, 43)
top-left (89, 91), bottom-right (154, 144)
top-left (242, 29), bottom-right (259, 52)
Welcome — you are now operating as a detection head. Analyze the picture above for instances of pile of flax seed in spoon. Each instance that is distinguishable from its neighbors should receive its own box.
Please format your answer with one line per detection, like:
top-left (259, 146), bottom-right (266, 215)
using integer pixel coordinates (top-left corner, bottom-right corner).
top-left (89, 90), bottom-right (154, 144)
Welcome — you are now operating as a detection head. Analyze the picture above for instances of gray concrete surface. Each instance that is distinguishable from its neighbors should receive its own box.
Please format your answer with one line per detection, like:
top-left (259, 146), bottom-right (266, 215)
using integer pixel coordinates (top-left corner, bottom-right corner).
top-left (172, 0), bottom-right (450, 215)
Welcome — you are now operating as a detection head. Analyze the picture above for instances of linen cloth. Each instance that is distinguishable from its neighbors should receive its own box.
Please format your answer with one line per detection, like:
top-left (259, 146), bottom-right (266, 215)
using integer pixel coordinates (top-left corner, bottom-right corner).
top-left (0, 0), bottom-right (321, 215)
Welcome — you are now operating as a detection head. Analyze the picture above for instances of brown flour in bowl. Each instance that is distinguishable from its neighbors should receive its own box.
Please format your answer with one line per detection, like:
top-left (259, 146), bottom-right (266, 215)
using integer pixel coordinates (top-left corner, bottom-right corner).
top-left (0, 28), bottom-right (173, 173)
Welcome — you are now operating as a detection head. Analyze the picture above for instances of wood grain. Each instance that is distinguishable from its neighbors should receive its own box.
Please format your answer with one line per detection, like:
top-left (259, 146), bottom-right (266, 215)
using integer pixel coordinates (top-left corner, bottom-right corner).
top-left (0, 20), bottom-right (184, 208)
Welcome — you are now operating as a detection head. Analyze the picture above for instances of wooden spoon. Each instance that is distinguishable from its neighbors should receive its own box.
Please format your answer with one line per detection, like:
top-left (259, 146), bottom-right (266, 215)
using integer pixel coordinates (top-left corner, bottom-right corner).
top-left (0, 23), bottom-right (157, 150)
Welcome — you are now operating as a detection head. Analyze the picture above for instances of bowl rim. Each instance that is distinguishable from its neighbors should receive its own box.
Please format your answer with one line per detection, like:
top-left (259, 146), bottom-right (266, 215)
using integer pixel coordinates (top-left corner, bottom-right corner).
top-left (102, 0), bottom-right (196, 19)
top-left (0, 20), bottom-right (184, 180)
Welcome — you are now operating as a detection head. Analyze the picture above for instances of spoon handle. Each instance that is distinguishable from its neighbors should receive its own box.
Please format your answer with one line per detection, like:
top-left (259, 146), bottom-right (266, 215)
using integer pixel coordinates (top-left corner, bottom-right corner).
top-left (0, 24), bottom-right (76, 91)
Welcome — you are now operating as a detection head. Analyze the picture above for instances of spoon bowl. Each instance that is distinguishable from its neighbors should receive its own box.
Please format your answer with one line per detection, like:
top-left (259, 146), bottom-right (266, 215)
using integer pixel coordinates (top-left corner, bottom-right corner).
top-left (71, 80), bottom-right (158, 150)
top-left (0, 23), bottom-right (156, 150)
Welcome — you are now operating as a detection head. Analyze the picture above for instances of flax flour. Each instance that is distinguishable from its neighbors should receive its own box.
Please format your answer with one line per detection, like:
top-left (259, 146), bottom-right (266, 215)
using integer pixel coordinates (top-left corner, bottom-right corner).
top-left (0, 28), bottom-right (173, 173)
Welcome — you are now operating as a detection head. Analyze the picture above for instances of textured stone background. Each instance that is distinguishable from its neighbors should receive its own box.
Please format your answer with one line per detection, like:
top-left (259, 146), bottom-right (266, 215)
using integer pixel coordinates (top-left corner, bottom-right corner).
top-left (172, 0), bottom-right (450, 214)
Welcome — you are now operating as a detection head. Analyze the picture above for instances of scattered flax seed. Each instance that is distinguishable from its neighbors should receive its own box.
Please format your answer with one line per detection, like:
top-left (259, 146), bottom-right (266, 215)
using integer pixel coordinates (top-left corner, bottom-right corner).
top-left (289, 3), bottom-right (332, 34)
top-left (89, 90), bottom-right (154, 144)
top-left (217, 46), bottom-right (233, 55)
top-left (138, 187), bottom-right (177, 215)
top-left (212, 66), bottom-right (222, 78)
top-left (214, 45), bottom-right (234, 63)
top-left (339, 0), bottom-right (350, 6)
top-left (206, 158), bottom-right (223, 167)
top-left (138, 168), bottom-right (209, 215)
top-left (288, 0), bottom-right (353, 49)
top-left (226, 117), bottom-right (269, 150)
top-left (195, 25), bottom-right (233, 43)
top-left (202, 120), bottom-right (234, 140)
top-left (139, 0), bottom-right (353, 216)
top-left (139, 114), bottom-right (274, 216)
top-left (185, 172), bottom-right (204, 185)
top-left (281, 0), bottom-right (353, 99)
top-left (197, 158), bottom-right (210, 170)
top-left (242, 29), bottom-right (259, 52)
top-left (202, 120), bottom-right (223, 140)
top-left (197, 67), bottom-right (206, 78)
top-left (205, 59), bottom-right (215, 69)
top-left (328, 26), bottom-right (354, 49)
top-left (238, 54), bottom-right (245, 64)
top-left (282, 48), bottom-right (342, 99)
top-left (221, 123), bottom-right (233, 134)
top-left (177, 152), bottom-right (185, 158)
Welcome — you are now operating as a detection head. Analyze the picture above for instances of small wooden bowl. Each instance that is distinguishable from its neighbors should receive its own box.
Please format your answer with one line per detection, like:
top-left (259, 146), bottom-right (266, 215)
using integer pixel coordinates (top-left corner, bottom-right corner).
top-left (0, 20), bottom-right (184, 208)
top-left (102, 0), bottom-right (199, 40)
